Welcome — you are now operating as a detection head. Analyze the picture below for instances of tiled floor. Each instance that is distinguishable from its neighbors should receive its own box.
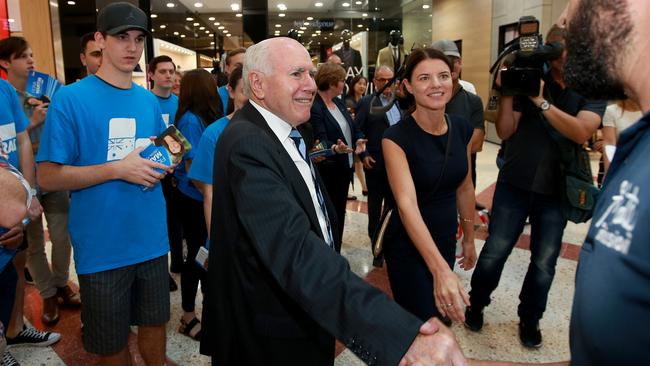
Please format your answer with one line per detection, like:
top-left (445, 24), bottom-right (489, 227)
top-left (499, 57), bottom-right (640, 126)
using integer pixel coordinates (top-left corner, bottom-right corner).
top-left (11, 142), bottom-right (590, 365)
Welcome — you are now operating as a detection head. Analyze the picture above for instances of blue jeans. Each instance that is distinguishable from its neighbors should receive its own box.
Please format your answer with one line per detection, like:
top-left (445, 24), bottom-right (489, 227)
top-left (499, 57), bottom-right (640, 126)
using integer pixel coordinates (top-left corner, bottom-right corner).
top-left (469, 181), bottom-right (567, 321)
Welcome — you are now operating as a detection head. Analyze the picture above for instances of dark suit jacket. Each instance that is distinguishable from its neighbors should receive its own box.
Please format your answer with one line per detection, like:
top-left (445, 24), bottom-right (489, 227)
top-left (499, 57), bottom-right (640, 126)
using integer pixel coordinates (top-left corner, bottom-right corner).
top-left (310, 94), bottom-right (364, 175)
top-left (200, 102), bottom-right (421, 366)
top-left (355, 94), bottom-right (396, 169)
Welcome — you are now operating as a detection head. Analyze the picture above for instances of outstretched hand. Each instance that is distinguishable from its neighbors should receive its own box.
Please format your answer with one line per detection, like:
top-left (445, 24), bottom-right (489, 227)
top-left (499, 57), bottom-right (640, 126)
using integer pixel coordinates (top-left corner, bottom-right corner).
top-left (400, 317), bottom-right (468, 366)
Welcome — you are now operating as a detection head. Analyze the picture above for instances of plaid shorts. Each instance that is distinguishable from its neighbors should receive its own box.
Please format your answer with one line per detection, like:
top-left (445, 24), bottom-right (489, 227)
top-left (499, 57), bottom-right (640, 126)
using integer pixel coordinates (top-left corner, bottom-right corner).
top-left (78, 255), bottom-right (170, 355)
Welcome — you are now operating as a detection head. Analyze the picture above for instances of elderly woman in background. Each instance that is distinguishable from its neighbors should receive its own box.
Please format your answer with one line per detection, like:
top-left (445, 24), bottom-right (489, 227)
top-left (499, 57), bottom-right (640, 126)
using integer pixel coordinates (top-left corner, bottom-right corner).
top-left (309, 63), bottom-right (367, 252)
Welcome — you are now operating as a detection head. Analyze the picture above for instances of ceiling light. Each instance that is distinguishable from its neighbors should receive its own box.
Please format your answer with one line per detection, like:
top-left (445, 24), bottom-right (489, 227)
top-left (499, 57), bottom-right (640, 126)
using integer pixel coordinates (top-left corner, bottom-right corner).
top-left (277, 4), bottom-right (287, 10)
top-left (279, 13), bottom-right (285, 17)
top-left (316, 30), bottom-right (321, 33)
top-left (193, 22), bottom-right (199, 26)
top-left (151, 14), bottom-right (158, 18)
top-left (304, 22), bottom-right (309, 25)
top-left (218, 26), bottom-right (225, 29)
top-left (355, 0), bottom-right (362, 4)
top-left (422, 4), bottom-right (430, 9)
top-left (209, 33), bottom-right (214, 36)
top-left (173, 31), bottom-right (179, 35)
top-left (186, 17), bottom-right (193, 21)
top-left (307, 17), bottom-right (313, 20)
top-left (362, 13), bottom-right (367, 17)
top-left (311, 33), bottom-right (317, 37)
top-left (222, 29), bottom-right (228, 33)
top-left (226, 34), bottom-right (232, 37)
top-left (166, 2), bottom-right (175, 7)
top-left (214, 22), bottom-right (220, 26)
top-left (275, 24), bottom-right (282, 28)
top-left (342, 2), bottom-right (350, 7)
top-left (67, 0), bottom-right (76, 4)
top-left (315, 2), bottom-right (323, 7)
top-left (181, 34), bottom-right (186, 38)
top-left (199, 26), bottom-right (205, 30)
top-left (210, 41), bottom-right (215, 45)
top-left (231, 3), bottom-right (240, 11)
top-left (357, 24), bottom-right (363, 28)
top-left (236, 13), bottom-right (242, 17)
top-left (205, 30), bottom-right (210, 33)
top-left (298, 30), bottom-right (304, 34)
top-left (208, 17), bottom-right (215, 21)
top-left (324, 37), bottom-right (327, 39)
top-left (151, 28), bottom-right (155, 32)
top-left (160, 24), bottom-right (166, 28)
top-left (299, 26), bottom-right (306, 30)
top-left (194, 2), bottom-right (203, 7)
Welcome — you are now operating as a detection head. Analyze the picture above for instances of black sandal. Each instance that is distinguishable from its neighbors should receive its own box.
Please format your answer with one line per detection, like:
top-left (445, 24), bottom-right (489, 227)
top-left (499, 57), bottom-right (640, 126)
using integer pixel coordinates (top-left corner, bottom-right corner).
top-left (179, 317), bottom-right (202, 341)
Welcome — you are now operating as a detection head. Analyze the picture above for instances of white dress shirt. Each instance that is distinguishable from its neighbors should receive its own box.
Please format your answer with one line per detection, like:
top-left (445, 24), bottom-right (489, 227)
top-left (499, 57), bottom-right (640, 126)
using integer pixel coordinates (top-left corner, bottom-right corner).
top-left (249, 101), bottom-right (332, 245)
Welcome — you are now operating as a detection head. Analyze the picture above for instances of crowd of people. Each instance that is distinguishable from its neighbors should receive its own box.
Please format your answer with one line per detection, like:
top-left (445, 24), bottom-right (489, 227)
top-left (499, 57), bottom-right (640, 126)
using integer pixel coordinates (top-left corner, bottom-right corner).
top-left (0, 0), bottom-right (649, 365)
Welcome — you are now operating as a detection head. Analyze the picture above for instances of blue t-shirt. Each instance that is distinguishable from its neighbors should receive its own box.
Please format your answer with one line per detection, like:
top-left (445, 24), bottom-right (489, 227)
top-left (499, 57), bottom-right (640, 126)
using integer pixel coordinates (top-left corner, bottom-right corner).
top-left (188, 116), bottom-right (230, 185)
top-left (174, 111), bottom-right (205, 201)
top-left (155, 93), bottom-right (178, 128)
top-left (0, 79), bottom-right (29, 168)
top-left (36, 75), bottom-right (169, 275)
top-left (569, 113), bottom-right (650, 365)
top-left (218, 86), bottom-right (229, 117)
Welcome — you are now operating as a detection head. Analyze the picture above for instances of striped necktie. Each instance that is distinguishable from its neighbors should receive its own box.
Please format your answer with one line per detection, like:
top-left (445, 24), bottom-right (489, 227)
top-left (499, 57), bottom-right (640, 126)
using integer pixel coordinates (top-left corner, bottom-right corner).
top-left (289, 128), bottom-right (335, 248)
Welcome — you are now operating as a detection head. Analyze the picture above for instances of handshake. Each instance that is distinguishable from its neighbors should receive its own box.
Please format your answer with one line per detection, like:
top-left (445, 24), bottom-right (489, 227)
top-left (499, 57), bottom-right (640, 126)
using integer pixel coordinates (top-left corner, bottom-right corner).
top-left (400, 318), bottom-right (468, 366)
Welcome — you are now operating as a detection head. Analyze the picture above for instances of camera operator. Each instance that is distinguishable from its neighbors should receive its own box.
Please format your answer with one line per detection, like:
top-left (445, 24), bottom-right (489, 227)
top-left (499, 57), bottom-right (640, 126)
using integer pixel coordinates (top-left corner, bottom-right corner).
top-left (464, 25), bottom-right (606, 348)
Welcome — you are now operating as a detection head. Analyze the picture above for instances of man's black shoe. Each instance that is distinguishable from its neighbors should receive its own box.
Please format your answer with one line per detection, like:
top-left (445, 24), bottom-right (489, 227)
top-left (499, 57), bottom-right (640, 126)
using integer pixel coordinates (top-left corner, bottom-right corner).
top-left (463, 306), bottom-right (483, 332)
top-left (519, 319), bottom-right (542, 348)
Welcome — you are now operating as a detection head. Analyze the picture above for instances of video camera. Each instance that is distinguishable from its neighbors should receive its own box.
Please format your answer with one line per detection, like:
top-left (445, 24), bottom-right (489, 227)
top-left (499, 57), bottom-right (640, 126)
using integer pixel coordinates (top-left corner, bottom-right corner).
top-left (490, 16), bottom-right (564, 96)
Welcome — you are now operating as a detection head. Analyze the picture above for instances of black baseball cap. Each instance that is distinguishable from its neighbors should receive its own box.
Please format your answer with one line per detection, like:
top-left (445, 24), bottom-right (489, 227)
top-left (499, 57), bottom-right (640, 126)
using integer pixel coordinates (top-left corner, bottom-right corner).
top-left (97, 2), bottom-right (150, 36)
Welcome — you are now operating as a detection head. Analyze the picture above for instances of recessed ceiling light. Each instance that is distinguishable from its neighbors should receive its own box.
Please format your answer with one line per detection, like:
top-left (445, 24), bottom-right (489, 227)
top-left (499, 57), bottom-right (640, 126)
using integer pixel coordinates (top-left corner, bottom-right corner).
top-left (222, 29), bottom-right (228, 33)
top-left (151, 14), bottom-right (158, 18)
top-left (324, 37), bottom-right (327, 39)
top-left (186, 17), bottom-right (193, 21)
top-left (236, 13), bottom-right (242, 17)
top-left (311, 33), bottom-right (317, 37)
top-left (205, 30), bottom-right (210, 33)
top-left (362, 13), bottom-right (367, 17)
top-left (199, 26), bottom-right (205, 30)
top-left (315, 2), bottom-right (323, 7)
top-left (166, 2), bottom-right (175, 8)
top-left (214, 22), bottom-right (220, 26)
top-left (300, 26), bottom-right (306, 30)
top-left (357, 24), bottom-right (363, 27)
top-left (342, 2), bottom-right (350, 7)
top-left (277, 3), bottom-right (287, 10)
top-left (67, 0), bottom-right (76, 4)
top-left (181, 34), bottom-right (186, 38)
top-left (208, 17), bottom-right (215, 21)
top-left (279, 13), bottom-right (285, 17)
top-left (151, 28), bottom-right (155, 32)
top-left (304, 22), bottom-right (309, 25)
top-left (194, 2), bottom-right (203, 7)
top-left (227, 34), bottom-right (232, 37)
top-left (173, 31), bottom-right (179, 35)
top-left (307, 17), bottom-right (313, 20)
top-left (275, 24), bottom-right (282, 28)
top-left (210, 41), bottom-right (215, 45)
top-left (298, 30), bottom-right (304, 34)
top-left (218, 26), bottom-right (225, 29)
top-left (231, 3), bottom-right (240, 11)
top-left (355, 0), bottom-right (362, 4)
top-left (193, 22), bottom-right (199, 26)
top-left (160, 24), bottom-right (166, 28)
top-left (422, 4), bottom-right (430, 9)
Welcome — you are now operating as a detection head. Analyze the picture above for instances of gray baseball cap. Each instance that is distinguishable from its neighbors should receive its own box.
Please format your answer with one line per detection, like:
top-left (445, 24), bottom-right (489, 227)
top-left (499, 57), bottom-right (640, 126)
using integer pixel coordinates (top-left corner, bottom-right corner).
top-left (431, 40), bottom-right (460, 58)
top-left (97, 2), bottom-right (150, 36)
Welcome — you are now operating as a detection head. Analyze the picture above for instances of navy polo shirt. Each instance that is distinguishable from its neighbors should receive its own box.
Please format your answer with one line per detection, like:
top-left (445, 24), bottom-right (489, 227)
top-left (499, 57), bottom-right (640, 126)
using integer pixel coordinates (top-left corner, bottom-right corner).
top-left (569, 113), bottom-right (650, 365)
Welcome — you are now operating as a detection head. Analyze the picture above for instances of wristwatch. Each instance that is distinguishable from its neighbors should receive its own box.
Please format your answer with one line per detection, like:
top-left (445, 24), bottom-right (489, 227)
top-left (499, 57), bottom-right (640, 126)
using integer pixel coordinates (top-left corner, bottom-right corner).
top-left (538, 99), bottom-right (551, 111)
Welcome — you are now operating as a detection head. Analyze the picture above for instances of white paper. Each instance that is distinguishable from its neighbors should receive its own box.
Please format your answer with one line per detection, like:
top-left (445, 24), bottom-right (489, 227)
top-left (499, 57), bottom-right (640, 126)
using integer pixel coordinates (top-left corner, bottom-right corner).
top-left (605, 145), bottom-right (617, 162)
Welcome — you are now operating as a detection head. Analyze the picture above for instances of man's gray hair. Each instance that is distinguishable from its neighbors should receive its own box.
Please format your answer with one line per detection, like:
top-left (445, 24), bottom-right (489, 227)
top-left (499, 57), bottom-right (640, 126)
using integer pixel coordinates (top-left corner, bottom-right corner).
top-left (243, 39), bottom-right (274, 98)
top-left (375, 65), bottom-right (394, 76)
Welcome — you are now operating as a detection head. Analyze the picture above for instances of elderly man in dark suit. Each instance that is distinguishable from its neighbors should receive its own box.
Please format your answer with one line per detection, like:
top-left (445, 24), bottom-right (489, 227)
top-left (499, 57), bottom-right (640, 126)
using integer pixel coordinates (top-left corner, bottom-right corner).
top-left (200, 37), bottom-right (467, 366)
top-left (355, 66), bottom-right (402, 243)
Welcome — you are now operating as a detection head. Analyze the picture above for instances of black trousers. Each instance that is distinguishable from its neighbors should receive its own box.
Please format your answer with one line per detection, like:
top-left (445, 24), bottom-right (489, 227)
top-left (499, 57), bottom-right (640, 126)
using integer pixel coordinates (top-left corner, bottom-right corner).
top-left (176, 189), bottom-right (207, 313)
top-left (364, 166), bottom-right (389, 242)
top-left (162, 175), bottom-right (184, 271)
top-left (317, 162), bottom-right (351, 252)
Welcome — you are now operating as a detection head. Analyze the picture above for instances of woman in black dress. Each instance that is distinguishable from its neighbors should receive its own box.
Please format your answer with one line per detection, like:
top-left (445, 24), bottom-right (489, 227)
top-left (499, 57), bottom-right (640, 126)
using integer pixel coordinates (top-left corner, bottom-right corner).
top-left (382, 48), bottom-right (477, 323)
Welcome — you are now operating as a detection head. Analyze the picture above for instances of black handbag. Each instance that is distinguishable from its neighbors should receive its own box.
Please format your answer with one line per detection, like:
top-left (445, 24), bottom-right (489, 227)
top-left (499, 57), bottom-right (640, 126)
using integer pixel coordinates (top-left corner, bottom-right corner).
top-left (372, 114), bottom-right (454, 260)
top-left (541, 113), bottom-right (599, 223)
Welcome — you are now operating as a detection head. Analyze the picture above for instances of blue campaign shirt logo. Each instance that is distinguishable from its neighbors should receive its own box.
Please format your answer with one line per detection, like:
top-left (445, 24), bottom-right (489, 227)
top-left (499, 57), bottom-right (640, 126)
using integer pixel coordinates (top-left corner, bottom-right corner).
top-left (593, 179), bottom-right (640, 255)
top-left (106, 118), bottom-right (150, 161)
top-left (0, 123), bottom-right (17, 155)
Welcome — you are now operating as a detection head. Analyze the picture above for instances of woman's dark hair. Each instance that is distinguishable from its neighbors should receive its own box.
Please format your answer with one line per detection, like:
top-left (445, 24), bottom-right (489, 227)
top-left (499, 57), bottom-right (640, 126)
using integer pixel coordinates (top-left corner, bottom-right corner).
top-left (175, 68), bottom-right (222, 126)
top-left (225, 64), bottom-right (243, 115)
top-left (401, 48), bottom-right (453, 112)
top-left (346, 75), bottom-right (368, 100)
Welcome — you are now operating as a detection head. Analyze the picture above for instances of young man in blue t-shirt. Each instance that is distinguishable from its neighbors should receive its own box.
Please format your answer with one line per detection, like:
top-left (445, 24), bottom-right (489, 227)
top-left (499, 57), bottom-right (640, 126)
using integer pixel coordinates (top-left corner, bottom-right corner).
top-left (148, 55), bottom-right (183, 286)
top-left (36, 3), bottom-right (172, 365)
